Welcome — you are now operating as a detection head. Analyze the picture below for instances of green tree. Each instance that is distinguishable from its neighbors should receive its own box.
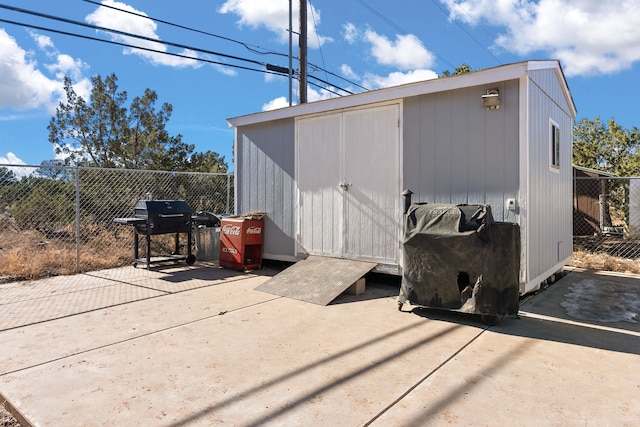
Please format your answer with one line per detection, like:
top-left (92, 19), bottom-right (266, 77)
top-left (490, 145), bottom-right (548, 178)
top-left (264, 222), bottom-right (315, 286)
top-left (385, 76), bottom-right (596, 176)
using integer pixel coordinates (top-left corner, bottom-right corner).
top-left (48, 73), bottom-right (227, 172)
top-left (38, 159), bottom-right (73, 181)
top-left (188, 151), bottom-right (228, 173)
top-left (10, 177), bottom-right (75, 231)
top-left (0, 167), bottom-right (19, 208)
top-left (0, 167), bottom-right (17, 185)
top-left (440, 63), bottom-right (473, 77)
top-left (573, 117), bottom-right (640, 176)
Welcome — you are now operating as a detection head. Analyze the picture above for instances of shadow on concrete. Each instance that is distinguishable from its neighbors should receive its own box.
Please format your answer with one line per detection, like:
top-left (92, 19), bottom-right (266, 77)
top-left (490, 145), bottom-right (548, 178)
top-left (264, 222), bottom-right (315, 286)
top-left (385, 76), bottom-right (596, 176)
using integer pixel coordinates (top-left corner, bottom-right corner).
top-left (169, 321), bottom-right (464, 427)
top-left (331, 282), bottom-right (401, 305)
top-left (491, 314), bottom-right (640, 355)
top-left (1, 266), bottom-right (264, 332)
top-left (156, 266), bottom-right (249, 283)
top-left (409, 306), bottom-right (493, 329)
top-left (406, 269), bottom-right (640, 356)
top-left (369, 339), bottom-right (534, 427)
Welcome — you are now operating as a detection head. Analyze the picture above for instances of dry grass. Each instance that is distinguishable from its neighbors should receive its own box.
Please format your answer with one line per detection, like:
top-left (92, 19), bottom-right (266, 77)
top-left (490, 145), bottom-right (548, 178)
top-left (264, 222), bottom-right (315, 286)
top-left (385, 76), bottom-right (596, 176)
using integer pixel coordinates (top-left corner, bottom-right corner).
top-left (568, 250), bottom-right (640, 274)
top-left (0, 224), bottom-right (130, 282)
top-left (0, 223), bottom-right (192, 283)
top-left (2, 216), bottom-right (640, 283)
top-left (1, 401), bottom-right (21, 427)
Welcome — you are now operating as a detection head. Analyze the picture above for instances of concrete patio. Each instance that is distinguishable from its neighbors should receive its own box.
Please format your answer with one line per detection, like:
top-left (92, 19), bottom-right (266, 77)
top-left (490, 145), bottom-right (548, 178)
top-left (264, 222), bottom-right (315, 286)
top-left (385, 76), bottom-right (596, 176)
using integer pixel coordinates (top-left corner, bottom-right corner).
top-left (1, 263), bottom-right (639, 426)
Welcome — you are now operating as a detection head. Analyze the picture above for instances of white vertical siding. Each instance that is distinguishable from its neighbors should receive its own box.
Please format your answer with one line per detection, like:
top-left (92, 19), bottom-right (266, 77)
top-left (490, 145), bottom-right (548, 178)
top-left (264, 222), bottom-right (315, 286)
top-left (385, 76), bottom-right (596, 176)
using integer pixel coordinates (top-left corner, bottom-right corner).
top-left (342, 104), bottom-right (401, 262)
top-left (296, 113), bottom-right (343, 257)
top-left (236, 120), bottom-right (296, 259)
top-left (233, 62), bottom-right (575, 286)
top-left (296, 104), bottom-right (401, 263)
top-left (525, 69), bottom-right (574, 284)
top-left (403, 81), bottom-right (520, 222)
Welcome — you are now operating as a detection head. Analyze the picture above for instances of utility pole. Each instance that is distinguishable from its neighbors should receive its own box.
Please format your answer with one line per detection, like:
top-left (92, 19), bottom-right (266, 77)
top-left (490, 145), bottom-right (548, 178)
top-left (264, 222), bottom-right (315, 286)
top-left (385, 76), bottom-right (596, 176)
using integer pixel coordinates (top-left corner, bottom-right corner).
top-left (299, 0), bottom-right (307, 104)
top-left (288, 0), bottom-right (292, 106)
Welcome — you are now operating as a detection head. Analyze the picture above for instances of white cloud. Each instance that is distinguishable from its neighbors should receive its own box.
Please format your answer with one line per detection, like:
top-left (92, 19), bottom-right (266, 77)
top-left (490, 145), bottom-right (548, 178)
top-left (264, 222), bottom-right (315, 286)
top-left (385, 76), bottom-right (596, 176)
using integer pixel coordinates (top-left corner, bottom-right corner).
top-left (262, 88), bottom-right (338, 109)
top-left (53, 143), bottom-right (88, 163)
top-left (441, 0), bottom-right (640, 76)
top-left (364, 30), bottom-right (435, 70)
top-left (363, 69), bottom-right (439, 90)
top-left (27, 31), bottom-right (88, 84)
top-left (85, 0), bottom-right (200, 68)
top-left (0, 152), bottom-right (26, 166)
top-left (0, 29), bottom-right (64, 113)
top-left (45, 54), bottom-right (88, 81)
top-left (262, 96), bottom-right (289, 111)
top-left (30, 32), bottom-right (54, 50)
top-left (0, 152), bottom-right (31, 178)
top-left (307, 86), bottom-right (338, 102)
top-left (342, 24), bottom-right (436, 72)
top-left (343, 22), bottom-right (359, 44)
top-left (218, 0), bottom-right (332, 49)
top-left (264, 70), bottom-right (288, 83)
top-left (340, 64), bottom-right (358, 80)
top-left (213, 63), bottom-right (238, 77)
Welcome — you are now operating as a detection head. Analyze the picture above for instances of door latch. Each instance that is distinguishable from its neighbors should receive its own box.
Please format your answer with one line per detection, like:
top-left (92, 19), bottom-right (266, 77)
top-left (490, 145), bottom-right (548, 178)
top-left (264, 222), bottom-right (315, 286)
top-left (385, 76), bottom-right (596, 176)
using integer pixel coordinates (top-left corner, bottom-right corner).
top-left (339, 182), bottom-right (352, 191)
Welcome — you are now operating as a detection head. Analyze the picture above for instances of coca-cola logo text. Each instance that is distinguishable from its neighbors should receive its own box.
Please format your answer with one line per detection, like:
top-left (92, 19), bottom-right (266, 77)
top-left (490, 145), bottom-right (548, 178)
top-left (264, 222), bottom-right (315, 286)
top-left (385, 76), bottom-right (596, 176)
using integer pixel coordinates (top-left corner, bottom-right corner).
top-left (246, 226), bottom-right (262, 235)
top-left (222, 225), bottom-right (241, 235)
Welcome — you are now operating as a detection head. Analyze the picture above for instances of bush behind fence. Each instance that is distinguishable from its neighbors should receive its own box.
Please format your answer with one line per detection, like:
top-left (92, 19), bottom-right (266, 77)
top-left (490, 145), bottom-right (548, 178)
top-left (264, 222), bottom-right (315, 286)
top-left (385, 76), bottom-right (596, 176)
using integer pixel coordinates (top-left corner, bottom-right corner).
top-left (2, 166), bottom-right (640, 281)
top-left (0, 164), bottom-right (234, 281)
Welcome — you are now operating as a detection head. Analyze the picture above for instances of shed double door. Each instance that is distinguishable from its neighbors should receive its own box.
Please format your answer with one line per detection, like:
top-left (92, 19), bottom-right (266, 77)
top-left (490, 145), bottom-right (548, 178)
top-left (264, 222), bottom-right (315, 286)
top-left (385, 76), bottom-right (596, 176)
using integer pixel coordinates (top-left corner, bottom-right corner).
top-left (296, 104), bottom-right (400, 263)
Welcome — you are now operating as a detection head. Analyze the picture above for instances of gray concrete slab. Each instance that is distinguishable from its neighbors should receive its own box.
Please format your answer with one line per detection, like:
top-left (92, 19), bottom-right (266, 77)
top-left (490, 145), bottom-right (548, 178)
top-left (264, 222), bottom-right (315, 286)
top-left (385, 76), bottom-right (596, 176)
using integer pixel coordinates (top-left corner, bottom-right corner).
top-left (0, 273), bottom-right (276, 375)
top-left (371, 267), bottom-right (640, 426)
top-left (1, 266), bottom-right (639, 426)
top-left (0, 277), bottom-right (166, 331)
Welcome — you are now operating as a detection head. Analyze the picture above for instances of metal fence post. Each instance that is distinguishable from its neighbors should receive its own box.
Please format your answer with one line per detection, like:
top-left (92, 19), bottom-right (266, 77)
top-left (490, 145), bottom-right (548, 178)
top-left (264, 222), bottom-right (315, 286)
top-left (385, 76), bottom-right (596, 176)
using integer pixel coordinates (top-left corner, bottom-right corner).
top-left (75, 167), bottom-right (81, 272)
top-left (0, 164), bottom-right (235, 280)
top-left (226, 173), bottom-right (231, 214)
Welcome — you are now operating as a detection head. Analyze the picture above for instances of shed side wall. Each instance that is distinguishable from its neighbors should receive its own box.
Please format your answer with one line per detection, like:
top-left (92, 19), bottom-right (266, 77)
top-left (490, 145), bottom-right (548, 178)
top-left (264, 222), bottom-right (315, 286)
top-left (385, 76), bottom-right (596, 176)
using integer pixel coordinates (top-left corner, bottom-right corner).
top-left (402, 80), bottom-right (520, 223)
top-left (236, 119), bottom-right (296, 259)
top-left (526, 69), bottom-right (574, 282)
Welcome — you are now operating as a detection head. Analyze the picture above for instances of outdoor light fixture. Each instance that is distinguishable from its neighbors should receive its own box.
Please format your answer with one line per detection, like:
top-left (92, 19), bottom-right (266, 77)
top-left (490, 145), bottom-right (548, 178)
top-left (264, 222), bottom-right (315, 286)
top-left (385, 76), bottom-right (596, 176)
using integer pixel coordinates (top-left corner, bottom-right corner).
top-left (482, 89), bottom-right (500, 110)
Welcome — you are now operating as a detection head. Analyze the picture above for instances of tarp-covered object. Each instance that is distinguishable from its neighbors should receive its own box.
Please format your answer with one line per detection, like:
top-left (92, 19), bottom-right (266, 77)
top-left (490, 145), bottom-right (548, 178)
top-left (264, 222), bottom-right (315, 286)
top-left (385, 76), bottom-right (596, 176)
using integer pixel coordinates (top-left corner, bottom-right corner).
top-left (398, 204), bottom-right (520, 316)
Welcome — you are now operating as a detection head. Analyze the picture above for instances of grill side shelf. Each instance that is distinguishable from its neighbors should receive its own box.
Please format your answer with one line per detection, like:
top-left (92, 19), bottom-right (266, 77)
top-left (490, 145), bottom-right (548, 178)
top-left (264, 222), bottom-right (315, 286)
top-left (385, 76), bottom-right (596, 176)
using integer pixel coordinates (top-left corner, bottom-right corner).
top-left (113, 217), bottom-right (146, 225)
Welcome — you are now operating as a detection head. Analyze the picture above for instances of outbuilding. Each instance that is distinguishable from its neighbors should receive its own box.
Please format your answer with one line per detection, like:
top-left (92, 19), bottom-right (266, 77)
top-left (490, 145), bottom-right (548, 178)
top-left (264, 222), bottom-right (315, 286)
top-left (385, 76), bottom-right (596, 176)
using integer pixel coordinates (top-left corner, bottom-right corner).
top-left (227, 60), bottom-right (576, 295)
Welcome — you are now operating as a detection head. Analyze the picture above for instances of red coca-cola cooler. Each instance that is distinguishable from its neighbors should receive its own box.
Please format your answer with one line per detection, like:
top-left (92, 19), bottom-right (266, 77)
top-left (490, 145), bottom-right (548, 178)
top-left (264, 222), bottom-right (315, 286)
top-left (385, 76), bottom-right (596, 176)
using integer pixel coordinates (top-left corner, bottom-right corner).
top-left (219, 214), bottom-right (264, 271)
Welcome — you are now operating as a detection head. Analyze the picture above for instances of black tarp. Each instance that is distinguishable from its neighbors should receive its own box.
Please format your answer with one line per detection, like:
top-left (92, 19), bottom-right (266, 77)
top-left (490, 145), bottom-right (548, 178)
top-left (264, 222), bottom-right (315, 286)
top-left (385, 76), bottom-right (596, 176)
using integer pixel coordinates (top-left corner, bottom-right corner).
top-left (398, 203), bottom-right (520, 316)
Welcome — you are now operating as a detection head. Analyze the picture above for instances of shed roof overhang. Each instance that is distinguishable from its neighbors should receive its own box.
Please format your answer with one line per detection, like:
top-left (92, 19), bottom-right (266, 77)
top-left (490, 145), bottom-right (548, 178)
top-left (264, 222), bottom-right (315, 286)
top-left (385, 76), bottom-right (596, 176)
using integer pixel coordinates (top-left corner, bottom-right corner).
top-left (227, 60), bottom-right (577, 128)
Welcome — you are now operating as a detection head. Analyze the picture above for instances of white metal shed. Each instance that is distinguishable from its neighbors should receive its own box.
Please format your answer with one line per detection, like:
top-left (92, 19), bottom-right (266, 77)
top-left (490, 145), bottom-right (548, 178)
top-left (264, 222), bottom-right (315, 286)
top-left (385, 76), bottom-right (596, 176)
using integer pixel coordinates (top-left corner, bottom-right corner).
top-left (227, 60), bottom-right (577, 295)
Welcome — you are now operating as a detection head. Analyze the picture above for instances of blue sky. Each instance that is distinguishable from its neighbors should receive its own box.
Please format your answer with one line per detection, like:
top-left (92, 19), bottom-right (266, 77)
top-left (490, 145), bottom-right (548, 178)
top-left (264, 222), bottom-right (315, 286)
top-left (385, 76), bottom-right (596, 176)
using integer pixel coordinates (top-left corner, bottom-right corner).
top-left (1, 0), bottom-right (640, 173)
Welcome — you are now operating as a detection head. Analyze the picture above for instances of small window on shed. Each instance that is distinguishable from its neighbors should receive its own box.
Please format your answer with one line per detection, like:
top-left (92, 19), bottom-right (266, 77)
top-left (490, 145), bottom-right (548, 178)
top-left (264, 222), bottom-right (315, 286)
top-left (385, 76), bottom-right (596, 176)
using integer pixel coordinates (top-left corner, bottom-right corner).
top-left (550, 120), bottom-right (560, 170)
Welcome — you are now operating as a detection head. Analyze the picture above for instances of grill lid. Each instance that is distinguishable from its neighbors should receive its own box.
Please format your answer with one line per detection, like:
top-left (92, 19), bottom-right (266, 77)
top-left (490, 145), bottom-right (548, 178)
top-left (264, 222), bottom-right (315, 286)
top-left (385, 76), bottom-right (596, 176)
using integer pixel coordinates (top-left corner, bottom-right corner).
top-left (134, 200), bottom-right (192, 218)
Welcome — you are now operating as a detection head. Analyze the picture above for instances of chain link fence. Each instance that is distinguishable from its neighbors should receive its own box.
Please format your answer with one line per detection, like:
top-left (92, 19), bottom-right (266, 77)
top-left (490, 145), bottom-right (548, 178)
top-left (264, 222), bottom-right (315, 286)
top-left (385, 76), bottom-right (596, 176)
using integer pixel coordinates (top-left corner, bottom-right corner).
top-left (573, 176), bottom-right (640, 270)
top-left (0, 164), bottom-right (233, 282)
top-left (3, 164), bottom-right (640, 281)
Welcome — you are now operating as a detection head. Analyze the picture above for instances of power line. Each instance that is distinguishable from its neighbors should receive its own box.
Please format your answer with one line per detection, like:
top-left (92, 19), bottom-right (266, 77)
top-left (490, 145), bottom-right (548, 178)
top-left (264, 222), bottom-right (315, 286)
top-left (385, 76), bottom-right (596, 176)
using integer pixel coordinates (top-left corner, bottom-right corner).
top-left (81, 0), bottom-right (286, 58)
top-left (309, 4), bottom-right (332, 97)
top-left (0, 17), bottom-right (269, 74)
top-left (87, 0), bottom-right (370, 92)
top-left (308, 74), bottom-right (353, 95)
top-left (0, 3), bottom-right (266, 67)
top-left (428, 0), bottom-right (502, 65)
top-left (80, 0), bottom-right (369, 92)
top-left (0, 3), bottom-right (362, 96)
top-left (0, 14), bottom-right (356, 95)
top-left (355, 0), bottom-right (456, 69)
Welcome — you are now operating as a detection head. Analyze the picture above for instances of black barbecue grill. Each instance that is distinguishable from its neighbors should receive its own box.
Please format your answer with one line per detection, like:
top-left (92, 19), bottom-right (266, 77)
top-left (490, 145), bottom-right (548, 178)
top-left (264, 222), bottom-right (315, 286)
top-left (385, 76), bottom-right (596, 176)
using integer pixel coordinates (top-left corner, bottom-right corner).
top-left (114, 199), bottom-right (196, 268)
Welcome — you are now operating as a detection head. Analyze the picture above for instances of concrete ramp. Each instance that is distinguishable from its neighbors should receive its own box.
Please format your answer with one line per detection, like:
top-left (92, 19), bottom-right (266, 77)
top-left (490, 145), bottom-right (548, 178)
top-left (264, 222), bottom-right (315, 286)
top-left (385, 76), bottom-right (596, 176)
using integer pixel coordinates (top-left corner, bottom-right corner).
top-left (256, 256), bottom-right (377, 305)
